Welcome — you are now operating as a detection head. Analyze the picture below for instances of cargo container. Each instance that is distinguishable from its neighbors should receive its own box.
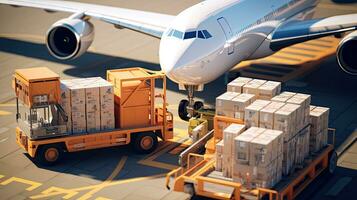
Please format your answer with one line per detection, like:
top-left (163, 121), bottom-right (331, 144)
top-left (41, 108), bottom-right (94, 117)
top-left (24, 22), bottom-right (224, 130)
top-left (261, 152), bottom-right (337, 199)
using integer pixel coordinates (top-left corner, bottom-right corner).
top-left (13, 67), bottom-right (173, 165)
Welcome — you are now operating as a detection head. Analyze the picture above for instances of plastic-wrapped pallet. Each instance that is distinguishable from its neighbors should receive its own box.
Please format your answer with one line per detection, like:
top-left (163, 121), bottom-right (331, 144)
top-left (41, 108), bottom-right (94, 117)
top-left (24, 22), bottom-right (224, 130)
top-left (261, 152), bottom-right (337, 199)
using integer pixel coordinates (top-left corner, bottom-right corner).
top-left (243, 79), bottom-right (267, 96)
top-left (259, 101), bottom-right (285, 129)
top-left (257, 81), bottom-right (281, 100)
top-left (216, 92), bottom-right (240, 117)
top-left (216, 140), bottom-right (224, 172)
top-left (227, 77), bottom-right (252, 93)
top-left (244, 100), bottom-right (271, 128)
top-left (222, 124), bottom-right (246, 178)
top-left (309, 106), bottom-right (330, 153)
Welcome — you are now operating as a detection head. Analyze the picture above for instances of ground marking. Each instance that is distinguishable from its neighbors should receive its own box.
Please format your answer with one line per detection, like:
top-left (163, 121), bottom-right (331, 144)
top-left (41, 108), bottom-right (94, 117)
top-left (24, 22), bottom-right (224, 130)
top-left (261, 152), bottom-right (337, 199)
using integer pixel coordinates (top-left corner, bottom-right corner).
top-left (77, 156), bottom-right (128, 200)
top-left (0, 110), bottom-right (12, 116)
top-left (29, 173), bottom-right (165, 199)
top-left (1, 176), bottom-right (42, 191)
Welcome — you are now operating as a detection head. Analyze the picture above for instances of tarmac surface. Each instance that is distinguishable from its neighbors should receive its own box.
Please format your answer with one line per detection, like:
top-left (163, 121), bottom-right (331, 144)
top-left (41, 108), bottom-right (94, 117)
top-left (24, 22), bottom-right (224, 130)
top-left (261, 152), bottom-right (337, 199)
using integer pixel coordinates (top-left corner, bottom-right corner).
top-left (0, 0), bottom-right (357, 200)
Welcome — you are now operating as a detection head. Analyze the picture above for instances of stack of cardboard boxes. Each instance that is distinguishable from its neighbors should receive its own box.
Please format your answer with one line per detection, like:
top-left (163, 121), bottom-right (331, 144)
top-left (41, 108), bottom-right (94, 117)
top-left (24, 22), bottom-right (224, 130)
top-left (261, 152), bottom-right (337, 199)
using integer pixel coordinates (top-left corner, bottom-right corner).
top-left (216, 92), bottom-right (256, 121)
top-left (309, 106), bottom-right (330, 153)
top-left (222, 124), bottom-right (246, 177)
top-left (214, 76), bottom-right (331, 189)
top-left (60, 77), bottom-right (115, 134)
top-left (216, 126), bottom-right (284, 189)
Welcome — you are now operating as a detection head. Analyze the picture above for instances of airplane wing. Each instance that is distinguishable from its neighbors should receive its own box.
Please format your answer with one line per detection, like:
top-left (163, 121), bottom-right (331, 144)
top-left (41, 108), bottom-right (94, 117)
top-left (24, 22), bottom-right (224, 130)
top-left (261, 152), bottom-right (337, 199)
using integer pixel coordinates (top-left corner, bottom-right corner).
top-left (0, 0), bottom-right (175, 38)
top-left (270, 14), bottom-right (357, 51)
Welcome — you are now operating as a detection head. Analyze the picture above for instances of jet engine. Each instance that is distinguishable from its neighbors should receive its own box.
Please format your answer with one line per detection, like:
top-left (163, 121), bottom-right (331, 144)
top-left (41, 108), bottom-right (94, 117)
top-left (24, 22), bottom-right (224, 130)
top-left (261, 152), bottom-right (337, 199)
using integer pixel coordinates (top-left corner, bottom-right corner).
top-left (337, 31), bottom-right (357, 75)
top-left (46, 18), bottom-right (94, 60)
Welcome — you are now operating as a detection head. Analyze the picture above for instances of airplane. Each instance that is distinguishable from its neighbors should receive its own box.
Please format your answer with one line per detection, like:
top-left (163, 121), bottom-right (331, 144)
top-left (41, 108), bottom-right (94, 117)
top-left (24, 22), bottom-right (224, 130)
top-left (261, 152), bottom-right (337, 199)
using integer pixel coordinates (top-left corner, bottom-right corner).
top-left (1, 0), bottom-right (357, 121)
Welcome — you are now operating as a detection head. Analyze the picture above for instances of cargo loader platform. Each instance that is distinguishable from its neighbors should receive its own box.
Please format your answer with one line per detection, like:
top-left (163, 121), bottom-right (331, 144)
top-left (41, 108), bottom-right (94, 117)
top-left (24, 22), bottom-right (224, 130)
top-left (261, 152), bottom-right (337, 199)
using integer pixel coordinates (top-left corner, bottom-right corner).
top-left (166, 116), bottom-right (338, 200)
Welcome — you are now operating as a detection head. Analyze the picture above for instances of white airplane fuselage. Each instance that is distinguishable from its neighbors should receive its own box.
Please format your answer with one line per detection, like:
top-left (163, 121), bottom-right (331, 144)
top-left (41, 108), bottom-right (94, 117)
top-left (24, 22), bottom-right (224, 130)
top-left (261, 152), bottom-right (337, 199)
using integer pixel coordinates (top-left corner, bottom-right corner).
top-left (159, 0), bottom-right (319, 87)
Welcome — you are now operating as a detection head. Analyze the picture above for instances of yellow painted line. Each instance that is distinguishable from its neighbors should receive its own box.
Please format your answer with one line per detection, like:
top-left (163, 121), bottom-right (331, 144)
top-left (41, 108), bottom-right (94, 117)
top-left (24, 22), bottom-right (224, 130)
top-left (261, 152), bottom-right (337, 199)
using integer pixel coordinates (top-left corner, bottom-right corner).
top-left (138, 160), bottom-right (178, 170)
top-left (69, 173), bottom-right (166, 192)
top-left (1, 177), bottom-right (42, 191)
top-left (95, 197), bottom-right (112, 200)
top-left (30, 186), bottom-right (78, 199)
top-left (77, 156), bottom-right (128, 200)
top-left (0, 175), bottom-right (4, 179)
top-left (31, 156), bottom-right (128, 200)
top-left (0, 104), bottom-right (17, 107)
top-left (138, 138), bottom-right (184, 170)
top-left (0, 110), bottom-right (12, 116)
top-left (31, 173), bottom-right (166, 199)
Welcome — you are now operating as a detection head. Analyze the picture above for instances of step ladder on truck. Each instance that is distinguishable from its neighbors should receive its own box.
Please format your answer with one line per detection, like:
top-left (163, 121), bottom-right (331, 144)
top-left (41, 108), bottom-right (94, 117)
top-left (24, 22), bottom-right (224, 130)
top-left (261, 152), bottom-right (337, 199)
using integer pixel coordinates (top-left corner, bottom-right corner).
top-left (166, 115), bottom-right (338, 200)
top-left (13, 67), bottom-right (173, 165)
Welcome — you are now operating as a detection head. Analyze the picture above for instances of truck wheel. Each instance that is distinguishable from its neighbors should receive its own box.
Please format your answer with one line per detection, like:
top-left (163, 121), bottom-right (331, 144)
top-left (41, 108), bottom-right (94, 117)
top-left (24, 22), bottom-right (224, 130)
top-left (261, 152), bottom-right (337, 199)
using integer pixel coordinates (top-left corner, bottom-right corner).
top-left (36, 144), bottom-right (63, 166)
top-left (328, 150), bottom-right (338, 174)
top-left (133, 132), bottom-right (158, 154)
top-left (178, 99), bottom-right (190, 121)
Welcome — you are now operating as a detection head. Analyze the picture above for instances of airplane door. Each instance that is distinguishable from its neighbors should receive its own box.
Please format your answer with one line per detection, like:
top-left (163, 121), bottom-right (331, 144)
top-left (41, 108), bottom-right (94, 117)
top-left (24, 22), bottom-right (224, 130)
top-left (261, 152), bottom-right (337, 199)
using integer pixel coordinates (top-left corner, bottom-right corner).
top-left (217, 17), bottom-right (234, 55)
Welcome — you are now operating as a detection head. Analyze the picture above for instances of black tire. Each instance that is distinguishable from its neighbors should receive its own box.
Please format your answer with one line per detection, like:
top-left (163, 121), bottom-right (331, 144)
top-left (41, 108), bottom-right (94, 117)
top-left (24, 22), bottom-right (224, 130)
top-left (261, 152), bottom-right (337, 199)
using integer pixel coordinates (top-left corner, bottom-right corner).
top-left (178, 99), bottom-right (190, 121)
top-left (133, 132), bottom-right (158, 154)
top-left (193, 101), bottom-right (204, 111)
top-left (328, 150), bottom-right (338, 174)
top-left (35, 144), bottom-right (63, 166)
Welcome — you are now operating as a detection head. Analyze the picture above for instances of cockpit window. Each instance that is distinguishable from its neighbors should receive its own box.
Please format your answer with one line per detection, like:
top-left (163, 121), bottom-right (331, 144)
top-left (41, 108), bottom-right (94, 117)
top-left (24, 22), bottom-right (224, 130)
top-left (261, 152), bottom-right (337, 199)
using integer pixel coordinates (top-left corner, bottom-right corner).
top-left (167, 29), bottom-right (212, 40)
top-left (197, 31), bottom-right (205, 39)
top-left (202, 30), bottom-right (212, 38)
top-left (184, 31), bottom-right (197, 39)
top-left (173, 30), bottom-right (183, 39)
top-left (167, 29), bottom-right (174, 36)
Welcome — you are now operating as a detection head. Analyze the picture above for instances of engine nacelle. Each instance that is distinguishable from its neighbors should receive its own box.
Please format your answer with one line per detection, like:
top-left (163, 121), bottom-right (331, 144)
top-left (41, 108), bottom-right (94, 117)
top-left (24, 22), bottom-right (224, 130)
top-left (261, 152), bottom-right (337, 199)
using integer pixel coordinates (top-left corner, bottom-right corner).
top-left (337, 31), bottom-right (357, 75)
top-left (46, 18), bottom-right (94, 60)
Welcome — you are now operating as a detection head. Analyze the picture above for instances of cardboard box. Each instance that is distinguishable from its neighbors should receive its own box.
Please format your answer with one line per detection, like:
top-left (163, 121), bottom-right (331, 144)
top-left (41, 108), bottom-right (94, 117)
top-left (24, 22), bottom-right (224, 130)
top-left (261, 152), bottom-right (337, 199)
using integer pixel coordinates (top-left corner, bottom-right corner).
top-left (243, 79), bottom-right (267, 96)
top-left (282, 137), bottom-right (296, 175)
top-left (249, 129), bottom-right (282, 167)
top-left (274, 103), bottom-right (300, 141)
top-left (232, 93), bottom-right (256, 120)
top-left (227, 77), bottom-right (252, 93)
top-left (222, 124), bottom-right (246, 177)
top-left (216, 140), bottom-right (224, 171)
top-left (216, 92), bottom-right (240, 116)
top-left (264, 129), bottom-right (284, 160)
top-left (244, 100), bottom-right (270, 128)
top-left (259, 102), bottom-right (285, 129)
top-left (257, 81), bottom-right (281, 100)
top-left (233, 127), bottom-right (264, 165)
top-left (232, 163), bottom-right (253, 186)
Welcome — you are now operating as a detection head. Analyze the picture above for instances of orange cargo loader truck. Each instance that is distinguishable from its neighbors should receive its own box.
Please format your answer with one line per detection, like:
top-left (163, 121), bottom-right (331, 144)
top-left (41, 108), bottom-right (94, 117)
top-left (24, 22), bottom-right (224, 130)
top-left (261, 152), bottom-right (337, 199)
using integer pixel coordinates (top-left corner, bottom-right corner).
top-left (13, 67), bottom-right (173, 165)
